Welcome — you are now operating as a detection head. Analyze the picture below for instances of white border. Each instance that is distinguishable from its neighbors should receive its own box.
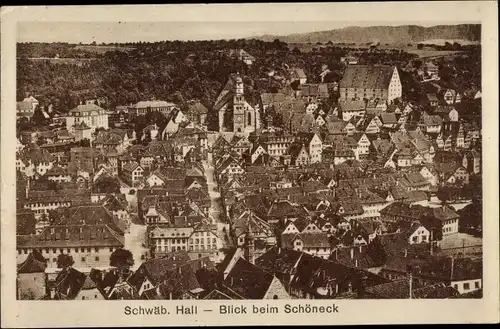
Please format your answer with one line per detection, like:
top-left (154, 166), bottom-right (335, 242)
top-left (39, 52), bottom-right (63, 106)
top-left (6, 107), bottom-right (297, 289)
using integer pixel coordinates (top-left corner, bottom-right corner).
top-left (1, 2), bottom-right (498, 327)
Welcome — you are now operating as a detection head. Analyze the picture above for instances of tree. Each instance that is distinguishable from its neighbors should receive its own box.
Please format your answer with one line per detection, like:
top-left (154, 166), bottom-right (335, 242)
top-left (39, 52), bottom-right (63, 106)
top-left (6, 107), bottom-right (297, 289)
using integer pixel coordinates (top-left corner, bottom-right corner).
top-left (419, 215), bottom-right (443, 241)
top-left (110, 248), bottom-right (134, 268)
top-left (31, 105), bottom-right (47, 127)
top-left (56, 254), bottom-right (75, 269)
top-left (436, 186), bottom-right (451, 205)
top-left (94, 175), bottom-right (121, 194)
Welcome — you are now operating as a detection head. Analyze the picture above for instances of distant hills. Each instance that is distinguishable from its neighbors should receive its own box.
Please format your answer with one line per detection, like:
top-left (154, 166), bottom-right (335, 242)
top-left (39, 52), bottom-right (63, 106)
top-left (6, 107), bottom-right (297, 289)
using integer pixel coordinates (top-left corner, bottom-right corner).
top-left (252, 24), bottom-right (481, 44)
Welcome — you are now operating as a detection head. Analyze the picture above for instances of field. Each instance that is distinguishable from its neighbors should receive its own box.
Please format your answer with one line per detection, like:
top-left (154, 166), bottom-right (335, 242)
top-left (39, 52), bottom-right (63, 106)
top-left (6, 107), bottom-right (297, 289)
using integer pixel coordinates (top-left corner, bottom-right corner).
top-left (73, 45), bottom-right (136, 54)
top-left (405, 49), bottom-right (464, 59)
top-left (21, 57), bottom-right (98, 66)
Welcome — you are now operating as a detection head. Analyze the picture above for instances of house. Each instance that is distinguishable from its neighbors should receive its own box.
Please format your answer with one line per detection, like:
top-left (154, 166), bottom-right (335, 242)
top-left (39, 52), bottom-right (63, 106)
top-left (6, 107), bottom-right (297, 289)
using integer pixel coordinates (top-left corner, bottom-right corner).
top-left (129, 100), bottom-right (177, 117)
top-left (340, 65), bottom-right (401, 104)
top-left (359, 115), bottom-right (382, 134)
top-left (463, 150), bottom-right (481, 174)
top-left (121, 162), bottom-right (144, 186)
top-left (186, 100), bottom-right (208, 125)
top-left (230, 49), bottom-right (255, 65)
top-left (298, 83), bottom-right (332, 102)
top-left (379, 113), bottom-right (398, 129)
top-left (256, 247), bottom-right (389, 299)
top-left (282, 232), bottom-right (331, 259)
top-left (289, 68), bottom-right (307, 85)
top-left (161, 109), bottom-right (187, 138)
top-left (216, 156), bottom-right (244, 178)
top-left (406, 221), bottom-right (431, 244)
top-left (44, 165), bottom-right (72, 183)
top-left (419, 112), bottom-right (443, 134)
top-left (443, 89), bottom-right (461, 105)
top-left (380, 203), bottom-right (459, 237)
top-left (17, 250), bottom-right (47, 300)
top-left (445, 166), bottom-right (470, 185)
top-left (339, 100), bottom-right (367, 121)
top-left (352, 133), bottom-right (371, 159)
top-left (17, 205), bottom-right (125, 268)
top-left (127, 252), bottom-right (215, 299)
top-left (75, 275), bottom-right (106, 300)
top-left (426, 94), bottom-right (440, 107)
top-left (424, 62), bottom-right (439, 80)
top-left (222, 257), bottom-right (290, 299)
top-left (65, 103), bottom-right (110, 134)
top-left (295, 132), bottom-right (322, 163)
top-left (288, 143), bottom-right (310, 166)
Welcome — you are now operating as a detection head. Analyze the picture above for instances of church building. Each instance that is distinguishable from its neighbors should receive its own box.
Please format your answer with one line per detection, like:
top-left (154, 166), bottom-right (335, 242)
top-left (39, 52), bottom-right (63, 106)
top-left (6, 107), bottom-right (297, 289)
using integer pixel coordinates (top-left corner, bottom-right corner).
top-left (214, 73), bottom-right (260, 134)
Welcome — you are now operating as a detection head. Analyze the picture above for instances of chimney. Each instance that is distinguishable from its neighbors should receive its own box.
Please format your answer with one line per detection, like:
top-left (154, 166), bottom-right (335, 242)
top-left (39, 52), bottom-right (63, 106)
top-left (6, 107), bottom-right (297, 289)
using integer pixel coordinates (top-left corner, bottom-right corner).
top-left (355, 259), bottom-right (358, 268)
top-left (350, 247), bottom-right (354, 260)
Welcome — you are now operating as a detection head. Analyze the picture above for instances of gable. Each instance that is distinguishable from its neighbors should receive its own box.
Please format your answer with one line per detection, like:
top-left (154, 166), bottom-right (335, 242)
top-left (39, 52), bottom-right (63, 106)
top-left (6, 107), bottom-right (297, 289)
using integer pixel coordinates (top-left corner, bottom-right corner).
top-left (263, 276), bottom-right (290, 299)
top-left (283, 223), bottom-right (300, 234)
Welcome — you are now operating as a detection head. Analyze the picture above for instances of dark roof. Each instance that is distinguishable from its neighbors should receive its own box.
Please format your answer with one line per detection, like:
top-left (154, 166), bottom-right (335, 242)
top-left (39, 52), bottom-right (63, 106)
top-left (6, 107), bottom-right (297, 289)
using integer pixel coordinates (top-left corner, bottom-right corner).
top-left (340, 65), bottom-right (395, 89)
top-left (17, 251), bottom-right (47, 273)
top-left (223, 257), bottom-right (274, 299)
top-left (53, 267), bottom-right (87, 299)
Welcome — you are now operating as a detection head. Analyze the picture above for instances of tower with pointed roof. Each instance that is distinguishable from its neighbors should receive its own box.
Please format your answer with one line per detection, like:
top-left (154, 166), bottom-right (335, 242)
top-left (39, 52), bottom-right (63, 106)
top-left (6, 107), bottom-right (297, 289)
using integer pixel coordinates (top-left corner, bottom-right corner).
top-left (233, 73), bottom-right (246, 133)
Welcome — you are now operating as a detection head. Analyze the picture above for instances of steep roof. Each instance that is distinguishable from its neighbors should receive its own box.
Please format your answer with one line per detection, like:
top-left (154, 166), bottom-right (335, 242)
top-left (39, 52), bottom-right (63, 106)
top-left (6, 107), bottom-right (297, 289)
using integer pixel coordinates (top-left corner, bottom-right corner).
top-left (340, 65), bottom-right (395, 89)
top-left (69, 103), bottom-right (106, 114)
top-left (17, 251), bottom-right (47, 273)
top-left (133, 100), bottom-right (176, 109)
top-left (223, 257), bottom-right (274, 299)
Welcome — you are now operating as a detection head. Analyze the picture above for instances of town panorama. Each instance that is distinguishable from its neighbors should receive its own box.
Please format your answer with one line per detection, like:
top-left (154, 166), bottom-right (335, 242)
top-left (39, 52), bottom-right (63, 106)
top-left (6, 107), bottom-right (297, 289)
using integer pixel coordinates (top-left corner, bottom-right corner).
top-left (15, 25), bottom-right (483, 300)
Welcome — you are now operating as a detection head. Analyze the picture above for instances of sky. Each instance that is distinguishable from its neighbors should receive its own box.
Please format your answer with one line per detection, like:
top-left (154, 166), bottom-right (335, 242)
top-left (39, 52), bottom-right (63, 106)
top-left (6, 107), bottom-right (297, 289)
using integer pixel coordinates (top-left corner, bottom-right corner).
top-left (17, 21), bottom-right (473, 44)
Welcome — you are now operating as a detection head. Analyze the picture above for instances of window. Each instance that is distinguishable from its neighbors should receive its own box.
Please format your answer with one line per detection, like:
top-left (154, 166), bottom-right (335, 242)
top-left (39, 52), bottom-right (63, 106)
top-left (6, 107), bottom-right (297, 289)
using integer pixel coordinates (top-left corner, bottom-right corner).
top-left (463, 283), bottom-right (470, 290)
top-left (53, 258), bottom-right (57, 262)
top-left (81, 257), bottom-right (85, 262)
top-left (475, 281), bottom-right (480, 289)
top-left (80, 248), bottom-right (85, 252)
top-left (95, 256), bottom-right (99, 262)
top-left (75, 248), bottom-right (78, 253)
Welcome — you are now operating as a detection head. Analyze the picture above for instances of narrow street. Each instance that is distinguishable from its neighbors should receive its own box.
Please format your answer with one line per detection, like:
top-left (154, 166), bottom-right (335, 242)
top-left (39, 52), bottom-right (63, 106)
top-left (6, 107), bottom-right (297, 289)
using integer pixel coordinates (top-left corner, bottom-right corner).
top-left (204, 138), bottom-right (232, 248)
top-left (124, 222), bottom-right (148, 270)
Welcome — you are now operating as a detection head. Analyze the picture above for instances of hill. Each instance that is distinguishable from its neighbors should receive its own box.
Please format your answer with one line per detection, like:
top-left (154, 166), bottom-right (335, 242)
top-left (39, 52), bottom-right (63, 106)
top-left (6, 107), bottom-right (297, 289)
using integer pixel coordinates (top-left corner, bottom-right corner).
top-left (253, 24), bottom-right (481, 44)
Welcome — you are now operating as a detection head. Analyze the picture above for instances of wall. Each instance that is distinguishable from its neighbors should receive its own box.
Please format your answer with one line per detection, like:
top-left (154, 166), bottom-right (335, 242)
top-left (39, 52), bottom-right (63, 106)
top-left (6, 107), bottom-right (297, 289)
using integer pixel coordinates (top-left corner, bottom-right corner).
top-left (263, 276), bottom-right (291, 299)
top-left (17, 272), bottom-right (46, 300)
top-left (451, 279), bottom-right (482, 294)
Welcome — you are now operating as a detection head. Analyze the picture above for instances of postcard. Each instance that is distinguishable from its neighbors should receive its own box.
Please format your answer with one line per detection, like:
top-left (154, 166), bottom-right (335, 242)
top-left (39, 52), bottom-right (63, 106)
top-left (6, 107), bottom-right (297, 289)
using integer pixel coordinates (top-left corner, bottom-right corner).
top-left (1, 2), bottom-right (498, 327)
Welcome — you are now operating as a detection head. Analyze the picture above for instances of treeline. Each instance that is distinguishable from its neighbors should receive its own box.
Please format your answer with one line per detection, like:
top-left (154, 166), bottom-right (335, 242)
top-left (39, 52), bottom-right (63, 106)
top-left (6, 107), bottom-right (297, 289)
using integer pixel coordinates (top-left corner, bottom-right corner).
top-left (17, 39), bottom-right (421, 115)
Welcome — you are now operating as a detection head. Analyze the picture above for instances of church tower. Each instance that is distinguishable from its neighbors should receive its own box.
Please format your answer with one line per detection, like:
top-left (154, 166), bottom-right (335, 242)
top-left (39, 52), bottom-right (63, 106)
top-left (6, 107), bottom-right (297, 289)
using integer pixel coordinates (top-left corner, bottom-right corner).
top-left (233, 73), bottom-right (245, 133)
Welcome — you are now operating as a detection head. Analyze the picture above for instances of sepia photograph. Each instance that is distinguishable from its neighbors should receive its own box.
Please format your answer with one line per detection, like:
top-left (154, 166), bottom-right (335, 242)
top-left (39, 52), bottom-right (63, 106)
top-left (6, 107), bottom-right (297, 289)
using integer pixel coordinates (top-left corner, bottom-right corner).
top-left (1, 2), bottom-right (499, 327)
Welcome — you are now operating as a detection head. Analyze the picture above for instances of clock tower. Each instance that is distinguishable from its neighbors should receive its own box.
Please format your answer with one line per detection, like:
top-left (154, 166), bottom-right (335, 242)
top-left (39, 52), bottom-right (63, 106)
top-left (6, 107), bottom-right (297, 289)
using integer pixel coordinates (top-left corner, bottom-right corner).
top-left (233, 73), bottom-right (245, 133)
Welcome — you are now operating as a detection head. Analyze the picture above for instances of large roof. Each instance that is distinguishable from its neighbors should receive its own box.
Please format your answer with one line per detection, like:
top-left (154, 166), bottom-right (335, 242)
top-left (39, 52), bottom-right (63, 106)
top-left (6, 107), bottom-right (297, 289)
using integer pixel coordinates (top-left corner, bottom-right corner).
top-left (133, 100), bottom-right (176, 109)
top-left (340, 65), bottom-right (395, 89)
top-left (69, 103), bottom-right (106, 114)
